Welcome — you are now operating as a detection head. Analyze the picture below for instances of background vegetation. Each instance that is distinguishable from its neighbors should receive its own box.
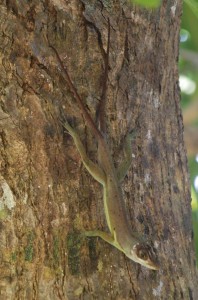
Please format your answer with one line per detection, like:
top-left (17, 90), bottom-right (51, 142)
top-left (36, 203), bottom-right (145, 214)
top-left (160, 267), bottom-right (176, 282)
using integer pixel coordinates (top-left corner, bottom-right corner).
top-left (180, 0), bottom-right (198, 263)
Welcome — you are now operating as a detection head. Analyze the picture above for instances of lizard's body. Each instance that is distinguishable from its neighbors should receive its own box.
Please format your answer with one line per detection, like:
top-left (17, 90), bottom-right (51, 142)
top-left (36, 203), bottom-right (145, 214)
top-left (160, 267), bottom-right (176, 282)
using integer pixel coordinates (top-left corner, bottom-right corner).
top-left (63, 118), bottom-right (159, 270)
top-left (50, 41), bottom-right (159, 270)
top-left (97, 140), bottom-right (134, 251)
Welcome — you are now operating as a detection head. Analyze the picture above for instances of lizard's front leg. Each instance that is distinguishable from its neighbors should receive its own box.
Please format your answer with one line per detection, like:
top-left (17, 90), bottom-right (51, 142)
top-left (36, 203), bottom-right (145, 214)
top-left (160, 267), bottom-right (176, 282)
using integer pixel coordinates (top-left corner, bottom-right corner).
top-left (84, 230), bottom-right (123, 252)
top-left (85, 230), bottom-right (114, 245)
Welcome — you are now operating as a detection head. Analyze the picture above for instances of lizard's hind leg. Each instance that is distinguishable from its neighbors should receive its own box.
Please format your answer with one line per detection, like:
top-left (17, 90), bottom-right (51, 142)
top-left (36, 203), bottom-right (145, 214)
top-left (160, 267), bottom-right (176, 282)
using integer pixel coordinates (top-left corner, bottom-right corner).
top-left (62, 121), bottom-right (106, 186)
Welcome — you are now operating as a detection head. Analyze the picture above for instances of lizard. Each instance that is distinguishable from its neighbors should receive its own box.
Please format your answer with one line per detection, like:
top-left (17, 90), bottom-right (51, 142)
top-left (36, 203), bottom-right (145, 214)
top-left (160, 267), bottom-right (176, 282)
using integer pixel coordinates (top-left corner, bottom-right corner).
top-left (49, 30), bottom-right (159, 270)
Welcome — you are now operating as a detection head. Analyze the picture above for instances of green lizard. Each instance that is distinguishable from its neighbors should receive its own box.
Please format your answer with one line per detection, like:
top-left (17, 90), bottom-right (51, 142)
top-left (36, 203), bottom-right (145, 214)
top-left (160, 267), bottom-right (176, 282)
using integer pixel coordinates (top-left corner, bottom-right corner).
top-left (50, 43), bottom-right (159, 270)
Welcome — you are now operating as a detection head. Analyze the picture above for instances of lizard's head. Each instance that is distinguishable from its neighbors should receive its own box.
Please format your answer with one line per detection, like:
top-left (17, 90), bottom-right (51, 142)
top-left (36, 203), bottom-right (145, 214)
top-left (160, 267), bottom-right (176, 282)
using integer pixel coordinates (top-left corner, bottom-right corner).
top-left (128, 242), bottom-right (159, 270)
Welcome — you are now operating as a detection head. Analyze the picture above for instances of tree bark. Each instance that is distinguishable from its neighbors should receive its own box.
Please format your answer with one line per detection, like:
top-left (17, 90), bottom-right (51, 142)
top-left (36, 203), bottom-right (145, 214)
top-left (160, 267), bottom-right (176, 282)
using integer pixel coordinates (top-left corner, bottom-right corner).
top-left (0, 0), bottom-right (197, 299)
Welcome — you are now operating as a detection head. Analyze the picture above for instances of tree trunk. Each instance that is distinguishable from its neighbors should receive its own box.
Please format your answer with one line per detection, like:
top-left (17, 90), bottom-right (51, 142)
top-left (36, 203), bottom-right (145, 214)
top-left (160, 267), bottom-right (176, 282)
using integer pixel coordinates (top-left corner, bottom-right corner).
top-left (0, 0), bottom-right (197, 299)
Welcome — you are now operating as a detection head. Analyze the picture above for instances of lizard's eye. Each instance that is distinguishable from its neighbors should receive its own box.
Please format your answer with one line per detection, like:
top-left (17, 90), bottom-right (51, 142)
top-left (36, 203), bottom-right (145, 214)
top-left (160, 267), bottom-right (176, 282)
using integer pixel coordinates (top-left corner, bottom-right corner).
top-left (138, 249), bottom-right (148, 260)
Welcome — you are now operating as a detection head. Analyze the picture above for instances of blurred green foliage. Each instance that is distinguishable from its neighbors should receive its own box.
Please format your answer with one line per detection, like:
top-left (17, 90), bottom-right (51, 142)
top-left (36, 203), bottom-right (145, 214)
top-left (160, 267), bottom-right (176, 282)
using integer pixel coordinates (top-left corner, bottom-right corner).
top-left (181, 0), bottom-right (198, 263)
top-left (185, 0), bottom-right (198, 18)
top-left (131, 0), bottom-right (161, 8)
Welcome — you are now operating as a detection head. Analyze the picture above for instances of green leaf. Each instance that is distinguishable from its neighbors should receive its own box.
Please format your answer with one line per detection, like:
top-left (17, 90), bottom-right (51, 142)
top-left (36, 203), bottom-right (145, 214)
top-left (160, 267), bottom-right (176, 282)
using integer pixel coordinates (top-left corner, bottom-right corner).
top-left (184, 0), bottom-right (198, 19)
top-left (131, 0), bottom-right (161, 8)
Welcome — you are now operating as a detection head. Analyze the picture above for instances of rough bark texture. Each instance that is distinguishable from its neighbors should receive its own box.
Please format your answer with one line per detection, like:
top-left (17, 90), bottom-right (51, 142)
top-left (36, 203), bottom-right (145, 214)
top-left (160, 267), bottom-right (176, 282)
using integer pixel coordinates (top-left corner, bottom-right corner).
top-left (0, 0), bottom-right (197, 299)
